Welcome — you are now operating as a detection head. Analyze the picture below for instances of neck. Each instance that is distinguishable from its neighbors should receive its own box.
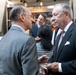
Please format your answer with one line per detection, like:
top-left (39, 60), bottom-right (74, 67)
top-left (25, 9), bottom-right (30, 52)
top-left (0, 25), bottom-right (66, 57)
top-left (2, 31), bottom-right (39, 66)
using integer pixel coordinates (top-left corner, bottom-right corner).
top-left (11, 21), bottom-right (27, 31)
top-left (62, 19), bottom-right (72, 30)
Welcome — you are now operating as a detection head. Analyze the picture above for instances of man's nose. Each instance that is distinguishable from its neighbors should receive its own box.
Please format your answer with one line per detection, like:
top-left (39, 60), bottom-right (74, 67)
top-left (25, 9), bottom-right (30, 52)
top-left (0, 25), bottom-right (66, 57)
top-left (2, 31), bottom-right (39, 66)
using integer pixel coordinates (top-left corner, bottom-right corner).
top-left (31, 18), bottom-right (35, 22)
top-left (51, 17), bottom-right (56, 22)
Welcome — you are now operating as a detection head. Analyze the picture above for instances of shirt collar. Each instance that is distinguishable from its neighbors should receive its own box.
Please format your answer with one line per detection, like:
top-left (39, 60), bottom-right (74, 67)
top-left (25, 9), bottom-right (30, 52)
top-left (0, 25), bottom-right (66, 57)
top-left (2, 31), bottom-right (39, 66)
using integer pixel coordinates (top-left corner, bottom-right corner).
top-left (37, 24), bottom-right (41, 28)
top-left (64, 21), bottom-right (73, 33)
top-left (12, 24), bottom-right (26, 34)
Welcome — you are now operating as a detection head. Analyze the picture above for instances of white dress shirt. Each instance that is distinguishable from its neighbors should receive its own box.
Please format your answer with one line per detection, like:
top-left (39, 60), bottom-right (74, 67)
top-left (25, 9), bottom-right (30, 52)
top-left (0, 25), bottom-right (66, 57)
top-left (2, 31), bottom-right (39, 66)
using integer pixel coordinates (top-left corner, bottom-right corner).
top-left (37, 24), bottom-right (41, 28)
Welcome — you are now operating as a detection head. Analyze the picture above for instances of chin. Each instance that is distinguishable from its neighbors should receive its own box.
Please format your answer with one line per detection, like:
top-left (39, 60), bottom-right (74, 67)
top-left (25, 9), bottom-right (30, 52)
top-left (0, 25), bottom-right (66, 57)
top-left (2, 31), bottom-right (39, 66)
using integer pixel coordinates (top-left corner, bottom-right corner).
top-left (30, 26), bottom-right (32, 29)
top-left (53, 25), bottom-right (59, 28)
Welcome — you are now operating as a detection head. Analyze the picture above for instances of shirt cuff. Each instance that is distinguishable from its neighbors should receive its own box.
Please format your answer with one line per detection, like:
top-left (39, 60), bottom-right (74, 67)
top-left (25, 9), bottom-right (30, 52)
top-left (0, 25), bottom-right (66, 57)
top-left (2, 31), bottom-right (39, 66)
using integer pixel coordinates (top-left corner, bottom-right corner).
top-left (58, 63), bottom-right (62, 72)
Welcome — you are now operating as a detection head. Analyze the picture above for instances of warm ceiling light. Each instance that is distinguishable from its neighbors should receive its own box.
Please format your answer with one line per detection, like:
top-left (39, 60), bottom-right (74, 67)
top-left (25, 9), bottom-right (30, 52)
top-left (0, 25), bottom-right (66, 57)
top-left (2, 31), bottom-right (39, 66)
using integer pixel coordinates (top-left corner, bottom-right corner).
top-left (24, 2), bottom-right (27, 7)
top-left (47, 5), bottom-right (54, 9)
top-left (40, 1), bottom-right (43, 6)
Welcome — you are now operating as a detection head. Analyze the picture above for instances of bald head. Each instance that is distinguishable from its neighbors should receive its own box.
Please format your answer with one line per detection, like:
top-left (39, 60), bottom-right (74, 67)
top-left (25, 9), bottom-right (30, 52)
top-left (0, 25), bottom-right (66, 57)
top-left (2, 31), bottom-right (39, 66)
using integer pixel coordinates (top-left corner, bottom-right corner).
top-left (10, 5), bottom-right (29, 22)
top-left (10, 5), bottom-right (34, 30)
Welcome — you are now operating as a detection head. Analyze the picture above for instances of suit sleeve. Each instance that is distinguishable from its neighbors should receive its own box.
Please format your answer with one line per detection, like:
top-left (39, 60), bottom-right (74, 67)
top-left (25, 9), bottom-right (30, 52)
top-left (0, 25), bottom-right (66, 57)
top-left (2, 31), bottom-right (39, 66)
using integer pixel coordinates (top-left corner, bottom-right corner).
top-left (21, 37), bottom-right (39, 75)
top-left (62, 60), bottom-right (76, 74)
top-left (61, 29), bottom-right (76, 74)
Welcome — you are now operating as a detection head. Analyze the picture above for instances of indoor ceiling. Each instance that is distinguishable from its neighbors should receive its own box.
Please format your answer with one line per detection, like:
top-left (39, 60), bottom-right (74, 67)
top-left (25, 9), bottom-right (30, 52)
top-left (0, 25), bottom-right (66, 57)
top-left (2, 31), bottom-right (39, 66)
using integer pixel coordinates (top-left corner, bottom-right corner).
top-left (9, 0), bottom-right (69, 7)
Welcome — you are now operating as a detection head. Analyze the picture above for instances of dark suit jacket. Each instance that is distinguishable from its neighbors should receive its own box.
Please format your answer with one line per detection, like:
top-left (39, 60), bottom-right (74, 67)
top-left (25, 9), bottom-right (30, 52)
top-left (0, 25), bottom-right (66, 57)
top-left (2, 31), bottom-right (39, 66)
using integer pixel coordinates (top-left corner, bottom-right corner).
top-left (48, 22), bottom-right (76, 75)
top-left (29, 24), bottom-right (38, 38)
top-left (0, 26), bottom-right (39, 75)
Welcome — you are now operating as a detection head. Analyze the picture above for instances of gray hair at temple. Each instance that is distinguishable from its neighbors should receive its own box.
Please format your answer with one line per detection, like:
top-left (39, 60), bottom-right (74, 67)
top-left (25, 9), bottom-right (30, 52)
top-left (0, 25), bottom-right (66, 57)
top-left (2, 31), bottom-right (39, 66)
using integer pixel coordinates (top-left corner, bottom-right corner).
top-left (54, 3), bottom-right (73, 19)
top-left (9, 5), bottom-right (26, 21)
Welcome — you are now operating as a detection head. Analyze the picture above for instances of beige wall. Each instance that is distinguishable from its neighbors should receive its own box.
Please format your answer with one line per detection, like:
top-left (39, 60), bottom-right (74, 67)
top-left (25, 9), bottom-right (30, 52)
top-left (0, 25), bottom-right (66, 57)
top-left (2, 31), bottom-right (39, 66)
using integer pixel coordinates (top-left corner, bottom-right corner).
top-left (0, 0), bottom-right (7, 35)
top-left (73, 0), bottom-right (76, 21)
top-left (69, 0), bottom-right (76, 21)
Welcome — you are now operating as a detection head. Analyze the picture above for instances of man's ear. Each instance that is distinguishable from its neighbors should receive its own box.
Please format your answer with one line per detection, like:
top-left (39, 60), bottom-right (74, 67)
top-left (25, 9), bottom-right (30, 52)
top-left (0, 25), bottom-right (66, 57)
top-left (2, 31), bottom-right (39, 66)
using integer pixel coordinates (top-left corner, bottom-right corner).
top-left (65, 12), bottom-right (70, 19)
top-left (19, 14), bottom-right (25, 22)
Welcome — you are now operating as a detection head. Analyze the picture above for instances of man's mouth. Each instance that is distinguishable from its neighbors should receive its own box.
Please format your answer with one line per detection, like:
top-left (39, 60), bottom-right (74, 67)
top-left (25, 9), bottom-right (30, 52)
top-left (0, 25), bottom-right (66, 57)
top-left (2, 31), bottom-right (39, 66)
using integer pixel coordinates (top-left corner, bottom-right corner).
top-left (52, 21), bottom-right (58, 28)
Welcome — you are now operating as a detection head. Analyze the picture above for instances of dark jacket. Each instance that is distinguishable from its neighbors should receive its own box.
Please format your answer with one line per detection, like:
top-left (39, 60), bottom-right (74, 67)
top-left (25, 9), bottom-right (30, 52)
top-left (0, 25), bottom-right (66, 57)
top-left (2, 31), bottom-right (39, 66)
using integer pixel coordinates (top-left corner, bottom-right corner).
top-left (29, 24), bottom-right (38, 38)
top-left (48, 22), bottom-right (76, 75)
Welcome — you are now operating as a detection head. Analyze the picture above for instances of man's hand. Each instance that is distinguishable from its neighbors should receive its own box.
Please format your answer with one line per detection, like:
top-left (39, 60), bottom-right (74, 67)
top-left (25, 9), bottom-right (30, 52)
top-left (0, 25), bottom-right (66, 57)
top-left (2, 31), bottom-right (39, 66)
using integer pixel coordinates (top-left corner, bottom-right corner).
top-left (47, 62), bottom-right (59, 72)
top-left (35, 36), bottom-right (41, 42)
top-left (38, 55), bottom-right (49, 63)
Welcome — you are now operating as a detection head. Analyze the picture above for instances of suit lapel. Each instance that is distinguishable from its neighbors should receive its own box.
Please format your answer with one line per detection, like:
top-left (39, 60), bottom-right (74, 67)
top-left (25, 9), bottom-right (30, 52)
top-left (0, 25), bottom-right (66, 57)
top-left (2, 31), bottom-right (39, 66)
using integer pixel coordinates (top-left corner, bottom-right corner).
top-left (56, 23), bottom-right (75, 61)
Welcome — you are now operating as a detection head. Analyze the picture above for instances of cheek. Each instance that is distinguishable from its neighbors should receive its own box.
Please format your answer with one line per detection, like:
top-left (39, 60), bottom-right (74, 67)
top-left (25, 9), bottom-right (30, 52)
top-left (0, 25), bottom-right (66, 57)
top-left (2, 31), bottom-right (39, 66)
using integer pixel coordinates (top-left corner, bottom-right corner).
top-left (58, 18), bottom-right (65, 27)
top-left (57, 17), bottom-right (64, 23)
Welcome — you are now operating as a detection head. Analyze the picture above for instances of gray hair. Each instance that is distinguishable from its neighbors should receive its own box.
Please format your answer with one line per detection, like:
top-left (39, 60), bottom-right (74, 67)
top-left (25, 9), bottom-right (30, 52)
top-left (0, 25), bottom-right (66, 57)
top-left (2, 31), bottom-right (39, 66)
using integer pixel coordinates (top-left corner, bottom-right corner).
top-left (54, 3), bottom-right (73, 18)
top-left (10, 5), bottom-right (26, 21)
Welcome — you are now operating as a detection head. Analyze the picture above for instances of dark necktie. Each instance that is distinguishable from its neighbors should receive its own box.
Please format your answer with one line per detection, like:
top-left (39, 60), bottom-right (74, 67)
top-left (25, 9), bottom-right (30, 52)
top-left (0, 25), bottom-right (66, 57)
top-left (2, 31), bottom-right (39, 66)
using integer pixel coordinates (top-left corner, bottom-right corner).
top-left (55, 31), bottom-right (64, 50)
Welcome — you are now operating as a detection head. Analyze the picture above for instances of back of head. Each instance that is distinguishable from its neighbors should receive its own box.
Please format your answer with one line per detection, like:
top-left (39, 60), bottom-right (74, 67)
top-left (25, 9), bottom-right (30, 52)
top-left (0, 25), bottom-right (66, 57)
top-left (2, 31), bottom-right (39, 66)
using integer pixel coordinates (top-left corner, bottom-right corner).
top-left (9, 5), bottom-right (34, 30)
top-left (38, 25), bottom-right (53, 50)
top-left (38, 25), bottom-right (52, 39)
top-left (10, 5), bottom-right (26, 22)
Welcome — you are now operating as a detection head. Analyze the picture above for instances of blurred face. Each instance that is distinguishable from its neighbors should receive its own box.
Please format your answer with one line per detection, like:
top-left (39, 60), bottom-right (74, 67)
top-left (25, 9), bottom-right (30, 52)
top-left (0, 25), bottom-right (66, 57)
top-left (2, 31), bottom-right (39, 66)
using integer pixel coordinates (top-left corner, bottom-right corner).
top-left (22, 9), bottom-right (34, 30)
top-left (51, 6), bottom-right (67, 29)
top-left (37, 15), bottom-right (45, 26)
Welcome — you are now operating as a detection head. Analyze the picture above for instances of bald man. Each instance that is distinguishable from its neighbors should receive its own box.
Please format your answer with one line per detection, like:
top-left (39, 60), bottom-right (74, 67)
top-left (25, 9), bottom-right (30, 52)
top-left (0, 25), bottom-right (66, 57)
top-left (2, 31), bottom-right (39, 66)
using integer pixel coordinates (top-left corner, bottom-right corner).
top-left (0, 6), bottom-right (39, 75)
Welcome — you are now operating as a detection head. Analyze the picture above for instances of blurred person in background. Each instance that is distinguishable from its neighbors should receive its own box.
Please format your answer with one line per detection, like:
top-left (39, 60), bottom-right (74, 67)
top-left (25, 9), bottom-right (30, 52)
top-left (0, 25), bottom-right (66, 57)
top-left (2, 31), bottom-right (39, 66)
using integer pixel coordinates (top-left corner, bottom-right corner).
top-left (36, 25), bottom-right (53, 59)
top-left (29, 13), bottom-right (47, 41)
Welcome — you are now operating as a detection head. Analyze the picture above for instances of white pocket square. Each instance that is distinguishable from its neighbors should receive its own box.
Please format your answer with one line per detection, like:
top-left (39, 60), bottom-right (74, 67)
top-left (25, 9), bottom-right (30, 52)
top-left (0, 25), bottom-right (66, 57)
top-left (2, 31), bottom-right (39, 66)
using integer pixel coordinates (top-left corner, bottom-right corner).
top-left (64, 41), bottom-right (70, 46)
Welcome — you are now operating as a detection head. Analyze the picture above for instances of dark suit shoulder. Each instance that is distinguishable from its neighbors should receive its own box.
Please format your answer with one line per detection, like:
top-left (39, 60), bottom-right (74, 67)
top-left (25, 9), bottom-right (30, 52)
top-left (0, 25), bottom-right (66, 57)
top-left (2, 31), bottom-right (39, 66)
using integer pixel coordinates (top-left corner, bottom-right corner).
top-left (31, 24), bottom-right (38, 29)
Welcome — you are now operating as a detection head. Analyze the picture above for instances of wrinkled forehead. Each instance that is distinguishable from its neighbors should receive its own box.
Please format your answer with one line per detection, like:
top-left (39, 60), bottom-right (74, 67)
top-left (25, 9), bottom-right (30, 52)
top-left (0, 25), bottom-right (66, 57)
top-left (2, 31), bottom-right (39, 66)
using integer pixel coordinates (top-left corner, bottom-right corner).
top-left (52, 5), bottom-right (62, 14)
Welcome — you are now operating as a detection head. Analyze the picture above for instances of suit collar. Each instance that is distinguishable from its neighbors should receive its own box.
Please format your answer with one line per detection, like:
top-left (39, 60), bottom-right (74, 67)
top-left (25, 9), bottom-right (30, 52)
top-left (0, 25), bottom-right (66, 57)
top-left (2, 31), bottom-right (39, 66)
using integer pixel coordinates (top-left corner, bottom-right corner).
top-left (11, 24), bottom-right (26, 34)
top-left (63, 21), bottom-right (73, 33)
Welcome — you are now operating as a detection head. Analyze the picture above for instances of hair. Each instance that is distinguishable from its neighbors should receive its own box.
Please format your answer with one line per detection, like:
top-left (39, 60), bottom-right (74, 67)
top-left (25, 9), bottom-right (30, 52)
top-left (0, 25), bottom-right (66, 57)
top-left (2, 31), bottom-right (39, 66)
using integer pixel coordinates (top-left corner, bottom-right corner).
top-left (54, 3), bottom-right (73, 19)
top-left (38, 25), bottom-right (53, 51)
top-left (10, 5), bottom-right (26, 21)
top-left (41, 13), bottom-right (47, 21)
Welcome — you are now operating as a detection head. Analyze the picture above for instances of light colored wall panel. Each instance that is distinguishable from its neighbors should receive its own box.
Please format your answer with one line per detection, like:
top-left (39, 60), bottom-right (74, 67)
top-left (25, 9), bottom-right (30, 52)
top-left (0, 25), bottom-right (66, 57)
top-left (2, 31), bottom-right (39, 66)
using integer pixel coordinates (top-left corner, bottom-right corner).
top-left (0, 0), bottom-right (7, 35)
